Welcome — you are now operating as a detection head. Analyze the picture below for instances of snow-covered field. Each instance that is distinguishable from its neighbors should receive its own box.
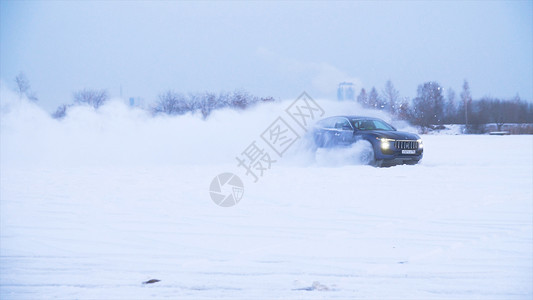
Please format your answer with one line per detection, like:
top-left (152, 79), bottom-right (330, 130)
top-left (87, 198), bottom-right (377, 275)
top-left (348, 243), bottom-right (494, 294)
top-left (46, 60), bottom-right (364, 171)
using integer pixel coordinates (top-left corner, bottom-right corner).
top-left (1, 91), bottom-right (532, 299)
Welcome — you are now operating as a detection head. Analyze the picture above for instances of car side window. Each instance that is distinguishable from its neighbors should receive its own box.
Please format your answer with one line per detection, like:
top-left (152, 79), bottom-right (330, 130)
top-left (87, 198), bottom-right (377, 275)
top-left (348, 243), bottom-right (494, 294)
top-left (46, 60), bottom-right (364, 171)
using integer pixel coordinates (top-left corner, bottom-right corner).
top-left (334, 118), bottom-right (351, 129)
top-left (359, 120), bottom-right (376, 130)
top-left (374, 121), bottom-right (390, 130)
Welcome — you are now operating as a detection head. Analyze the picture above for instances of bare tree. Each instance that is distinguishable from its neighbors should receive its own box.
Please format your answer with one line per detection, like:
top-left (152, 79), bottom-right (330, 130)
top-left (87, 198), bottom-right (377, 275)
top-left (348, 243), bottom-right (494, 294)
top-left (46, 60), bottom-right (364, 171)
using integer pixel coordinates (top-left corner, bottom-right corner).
top-left (368, 87), bottom-right (380, 109)
top-left (396, 98), bottom-right (411, 120)
top-left (52, 104), bottom-right (69, 119)
top-left (14, 72), bottom-right (37, 101)
top-left (357, 88), bottom-right (368, 108)
top-left (493, 100), bottom-right (505, 131)
top-left (152, 90), bottom-right (191, 115)
top-left (412, 81), bottom-right (445, 127)
top-left (215, 91), bottom-right (231, 109)
top-left (198, 92), bottom-right (217, 119)
top-left (153, 90), bottom-right (180, 115)
top-left (382, 80), bottom-right (400, 114)
top-left (444, 88), bottom-right (456, 123)
top-left (74, 88), bottom-right (108, 109)
top-left (15, 72), bottom-right (30, 98)
top-left (460, 80), bottom-right (472, 132)
top-left (230, 90), bottom-right (252, 110)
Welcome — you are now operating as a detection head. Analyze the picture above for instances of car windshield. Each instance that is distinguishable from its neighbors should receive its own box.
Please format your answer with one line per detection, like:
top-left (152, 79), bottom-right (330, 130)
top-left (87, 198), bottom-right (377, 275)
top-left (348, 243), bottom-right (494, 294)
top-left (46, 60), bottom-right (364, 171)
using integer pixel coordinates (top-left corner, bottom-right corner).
top-left (351, 119), bottom-right (395, 131)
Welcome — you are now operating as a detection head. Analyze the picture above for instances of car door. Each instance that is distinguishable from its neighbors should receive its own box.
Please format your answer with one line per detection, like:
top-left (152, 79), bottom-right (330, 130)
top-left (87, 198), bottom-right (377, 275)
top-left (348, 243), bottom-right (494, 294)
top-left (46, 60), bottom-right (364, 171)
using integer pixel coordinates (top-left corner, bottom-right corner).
top-left (314, 117), bottom-right (336, 147)
top-left (334, 118), bottom-right (354, 145)
top-left (351, 119), bottom-right (365, 142)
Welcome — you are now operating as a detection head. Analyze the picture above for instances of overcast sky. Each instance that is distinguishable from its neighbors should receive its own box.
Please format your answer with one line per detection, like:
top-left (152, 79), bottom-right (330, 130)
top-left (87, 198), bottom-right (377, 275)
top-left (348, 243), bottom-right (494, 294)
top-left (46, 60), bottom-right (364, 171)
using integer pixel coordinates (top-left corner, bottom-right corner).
top-left (1, 1), bottom-right (532, 111)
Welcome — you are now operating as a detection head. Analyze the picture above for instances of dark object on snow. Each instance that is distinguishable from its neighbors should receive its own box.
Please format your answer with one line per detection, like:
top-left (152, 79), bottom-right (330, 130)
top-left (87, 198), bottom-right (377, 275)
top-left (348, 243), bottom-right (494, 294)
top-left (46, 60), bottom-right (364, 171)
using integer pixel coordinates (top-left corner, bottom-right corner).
top-left (397, 260), bottom-right (408, 264)
top-left (294, 281), bottom-right (329, 291)
top-left (143, 279), bottom-right (161, 284)
top-left (489, 131), bottom-right (510, 135)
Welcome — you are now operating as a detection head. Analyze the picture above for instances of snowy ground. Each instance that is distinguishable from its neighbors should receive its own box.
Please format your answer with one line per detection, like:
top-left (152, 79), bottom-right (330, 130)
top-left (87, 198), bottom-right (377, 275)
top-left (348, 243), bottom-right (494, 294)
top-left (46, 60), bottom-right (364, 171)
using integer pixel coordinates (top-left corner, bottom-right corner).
top-left (1, 94), bottom-right (532, 299)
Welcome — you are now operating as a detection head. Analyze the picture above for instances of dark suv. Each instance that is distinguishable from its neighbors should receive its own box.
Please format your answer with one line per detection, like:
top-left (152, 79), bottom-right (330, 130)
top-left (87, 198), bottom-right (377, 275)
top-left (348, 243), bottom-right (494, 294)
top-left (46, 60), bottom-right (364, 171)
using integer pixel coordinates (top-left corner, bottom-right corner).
top-left (313, 116), bottom-right (423, 166)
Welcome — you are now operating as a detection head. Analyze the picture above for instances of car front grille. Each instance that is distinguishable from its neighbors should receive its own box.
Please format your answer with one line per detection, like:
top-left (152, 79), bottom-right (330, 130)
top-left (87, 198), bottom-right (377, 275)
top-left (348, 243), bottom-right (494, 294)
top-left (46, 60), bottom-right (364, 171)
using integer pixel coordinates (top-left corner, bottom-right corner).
top-left (395, 140), bottom-right (418, 150)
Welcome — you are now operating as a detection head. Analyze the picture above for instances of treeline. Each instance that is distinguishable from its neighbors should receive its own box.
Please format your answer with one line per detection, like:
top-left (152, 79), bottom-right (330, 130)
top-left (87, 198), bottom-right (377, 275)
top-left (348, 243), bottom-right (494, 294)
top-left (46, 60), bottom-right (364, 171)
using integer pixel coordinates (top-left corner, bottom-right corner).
top-left (152, 90), bottom-right (275, 118)
top-left (52, 89), bottom-right (275, 119)
top-left (13, 72), bottom-right (533, 132)
top-left (52, 88), bottom-right (110, 119)
top-left (356, 80), bottom-right (533, 132)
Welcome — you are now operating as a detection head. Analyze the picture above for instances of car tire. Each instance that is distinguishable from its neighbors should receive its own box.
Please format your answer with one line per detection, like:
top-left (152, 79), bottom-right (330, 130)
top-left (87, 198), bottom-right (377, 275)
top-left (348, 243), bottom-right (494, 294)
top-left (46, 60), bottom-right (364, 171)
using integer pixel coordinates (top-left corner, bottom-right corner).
top-left (359, 140), bottom-right (377, 166)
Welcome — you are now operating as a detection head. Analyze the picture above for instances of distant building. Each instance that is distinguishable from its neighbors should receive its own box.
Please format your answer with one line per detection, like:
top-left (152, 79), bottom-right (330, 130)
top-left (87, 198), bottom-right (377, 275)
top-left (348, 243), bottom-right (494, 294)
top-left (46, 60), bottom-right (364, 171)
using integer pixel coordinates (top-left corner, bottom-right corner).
top-left (337, 82), bottom-right (355, 101)
top-left (127, 97), bottom-right (145, 108)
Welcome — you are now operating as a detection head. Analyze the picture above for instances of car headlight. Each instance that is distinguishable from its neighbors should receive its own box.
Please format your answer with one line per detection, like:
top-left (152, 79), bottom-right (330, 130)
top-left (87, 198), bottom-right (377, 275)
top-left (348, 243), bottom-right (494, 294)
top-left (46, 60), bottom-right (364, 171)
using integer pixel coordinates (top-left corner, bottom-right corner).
top-left (417, 139), bottom-right (423, 149)
top-left (377, 137), bottom-right (394, 150)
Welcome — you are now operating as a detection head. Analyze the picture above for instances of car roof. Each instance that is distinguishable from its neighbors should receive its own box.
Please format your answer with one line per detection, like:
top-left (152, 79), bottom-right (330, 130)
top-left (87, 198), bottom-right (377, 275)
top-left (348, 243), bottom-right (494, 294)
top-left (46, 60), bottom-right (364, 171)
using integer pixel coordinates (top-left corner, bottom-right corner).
top-left (324, 115), bottom-right (384, 121)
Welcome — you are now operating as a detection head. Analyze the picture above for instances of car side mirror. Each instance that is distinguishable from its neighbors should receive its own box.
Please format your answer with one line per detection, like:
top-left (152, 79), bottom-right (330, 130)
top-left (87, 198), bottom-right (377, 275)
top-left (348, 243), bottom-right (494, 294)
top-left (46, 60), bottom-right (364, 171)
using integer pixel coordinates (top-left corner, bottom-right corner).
top-left (342, 125), bottom-right (352, 131)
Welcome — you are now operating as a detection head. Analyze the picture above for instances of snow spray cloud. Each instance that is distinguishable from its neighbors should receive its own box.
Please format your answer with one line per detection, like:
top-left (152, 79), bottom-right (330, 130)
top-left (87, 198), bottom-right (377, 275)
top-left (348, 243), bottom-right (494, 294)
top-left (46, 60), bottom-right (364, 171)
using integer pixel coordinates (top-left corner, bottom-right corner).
top-left (209, 92), bottom-right (325, 207)
top-left (1, 87), bottom-right (293, 168)
top-left (1, 86), bottom-right (415, 170)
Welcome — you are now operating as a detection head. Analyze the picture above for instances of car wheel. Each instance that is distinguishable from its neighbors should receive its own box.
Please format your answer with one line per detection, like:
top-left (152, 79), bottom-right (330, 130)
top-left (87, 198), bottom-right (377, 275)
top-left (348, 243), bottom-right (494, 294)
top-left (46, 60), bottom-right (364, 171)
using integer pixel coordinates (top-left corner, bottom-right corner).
top-left (358, 140), bottom-right (377, 166)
